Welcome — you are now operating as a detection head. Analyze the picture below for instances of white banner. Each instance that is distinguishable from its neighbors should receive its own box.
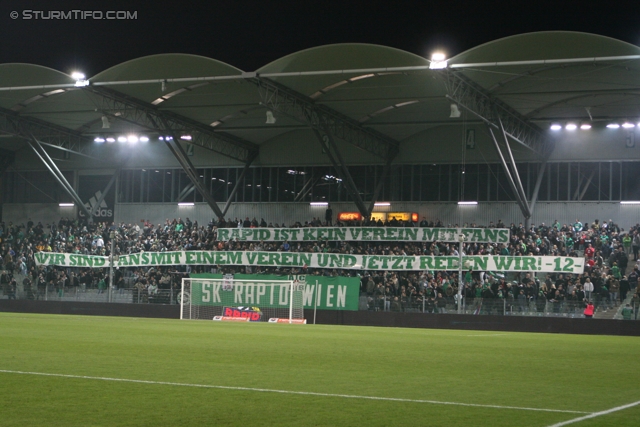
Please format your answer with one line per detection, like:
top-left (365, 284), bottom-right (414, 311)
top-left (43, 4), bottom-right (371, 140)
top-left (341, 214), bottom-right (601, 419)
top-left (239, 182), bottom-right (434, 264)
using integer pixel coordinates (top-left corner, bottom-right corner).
top-left (216, 227), bottom-right (509, 243)
top-left (34, 251), bottom-right (584, 273)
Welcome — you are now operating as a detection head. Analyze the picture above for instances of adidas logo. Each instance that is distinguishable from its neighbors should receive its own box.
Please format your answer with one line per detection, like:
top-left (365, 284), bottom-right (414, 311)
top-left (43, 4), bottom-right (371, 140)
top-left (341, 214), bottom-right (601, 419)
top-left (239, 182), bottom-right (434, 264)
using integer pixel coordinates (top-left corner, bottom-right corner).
top-left (79, 191), bottom-right (113, 218)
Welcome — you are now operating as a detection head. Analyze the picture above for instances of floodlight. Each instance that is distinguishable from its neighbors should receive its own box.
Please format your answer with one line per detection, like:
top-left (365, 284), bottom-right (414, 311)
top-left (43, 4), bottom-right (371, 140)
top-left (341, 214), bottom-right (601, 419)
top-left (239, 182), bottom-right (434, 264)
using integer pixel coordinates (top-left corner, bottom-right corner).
top-left (139, 136), bottom-right (149, 142)
top-left (429, 52), bottom-right (448, 69)
top-left (458, 201), bottom-right (478, 205)
top-left (622, 122), bottom-right (635, 129)
top-left (106, 137), bottom-right (115, 143)
top-left (94, 137), bottom-right (105, 143)
top-left (310, 202), bottom-right (328, 206)
top-left (565, 123), bottom-right (577, 131)
top-left (71, 72), bottom-right (85, 80)
top-left (117, 136), bottom-right (127, 143)
top-left (550, 124), bottom-right (562, 131)
top-left (374, 202), bottom-right (391, 206)
top-left (606, 123), bottom-right (620, 129)
top-left (580, 123), bottom-right (592, 130)
top-left (127, 135), bottom-right (138, 143)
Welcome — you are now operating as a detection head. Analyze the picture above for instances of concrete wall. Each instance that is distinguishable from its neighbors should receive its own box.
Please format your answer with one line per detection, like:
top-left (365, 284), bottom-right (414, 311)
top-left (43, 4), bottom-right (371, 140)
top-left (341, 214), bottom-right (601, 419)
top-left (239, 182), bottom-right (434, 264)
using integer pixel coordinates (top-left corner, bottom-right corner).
top-left (4, 201), bottom-right (640, 229)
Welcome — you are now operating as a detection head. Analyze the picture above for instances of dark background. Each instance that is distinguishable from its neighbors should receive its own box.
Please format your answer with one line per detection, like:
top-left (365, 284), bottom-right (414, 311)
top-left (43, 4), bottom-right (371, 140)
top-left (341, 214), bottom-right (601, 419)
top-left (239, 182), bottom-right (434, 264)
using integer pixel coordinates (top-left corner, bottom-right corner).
top-left (0, 0), bottom-right (638, 76)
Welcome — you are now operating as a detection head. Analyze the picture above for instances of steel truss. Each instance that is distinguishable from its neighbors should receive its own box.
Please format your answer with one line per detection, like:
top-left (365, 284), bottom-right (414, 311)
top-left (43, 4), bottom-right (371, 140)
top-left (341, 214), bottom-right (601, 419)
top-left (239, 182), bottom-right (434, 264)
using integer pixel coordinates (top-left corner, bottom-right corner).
top-left (25, 134), bottom-right (93, 219)
top-left (85, 86), bottom-right (259, 163)
top-left (255, 77), bottom-right (398, 216)
top-left (0, 148), bottom-right (15, 175)
top-left (443, 71), bottom-right (552, 156)
top-left (255, 78), bottom-right (399, 161)
top-left (0, 106), bottom-right (94, 157)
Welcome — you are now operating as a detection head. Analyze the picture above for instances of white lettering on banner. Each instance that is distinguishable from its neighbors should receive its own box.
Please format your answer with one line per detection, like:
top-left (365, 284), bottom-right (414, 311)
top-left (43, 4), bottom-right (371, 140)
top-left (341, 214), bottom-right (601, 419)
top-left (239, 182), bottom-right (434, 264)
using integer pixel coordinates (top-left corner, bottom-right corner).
top-left (326, 285), bottom-right (334, 308)
top-left (337, 286), bottom-right (347, 308)
top-left (216, 227), bottom-right (510, 243)
top-left (256, 285), bottom-right (266, 304)
top-left (303, 285), bottom-right (315, 306)
top-left (34, 252), bottom-right (585, 274)
top-left (202, 284), bottom-right (211, 302)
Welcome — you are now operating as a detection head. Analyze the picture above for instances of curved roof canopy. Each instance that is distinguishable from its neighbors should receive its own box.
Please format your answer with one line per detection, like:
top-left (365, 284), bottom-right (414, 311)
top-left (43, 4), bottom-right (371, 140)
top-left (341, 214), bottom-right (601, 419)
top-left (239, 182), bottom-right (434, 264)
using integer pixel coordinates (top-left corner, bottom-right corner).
top-left (0, 31), bottom-right (639, 165)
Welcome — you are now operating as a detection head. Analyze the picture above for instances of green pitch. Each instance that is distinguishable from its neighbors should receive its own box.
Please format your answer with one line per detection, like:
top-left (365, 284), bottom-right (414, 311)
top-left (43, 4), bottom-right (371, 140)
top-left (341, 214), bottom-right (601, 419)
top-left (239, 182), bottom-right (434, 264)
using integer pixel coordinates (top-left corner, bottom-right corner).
top-left (0, 313), bottom-right (638, 427)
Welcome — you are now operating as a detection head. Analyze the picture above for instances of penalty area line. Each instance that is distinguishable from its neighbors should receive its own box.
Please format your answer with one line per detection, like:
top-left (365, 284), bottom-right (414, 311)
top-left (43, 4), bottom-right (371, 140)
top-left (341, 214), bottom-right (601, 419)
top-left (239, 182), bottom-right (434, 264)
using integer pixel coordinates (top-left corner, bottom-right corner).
top-left (546, 400), bottom-right (640, 427)
top-left (0, 369), bottom-right (586, 414)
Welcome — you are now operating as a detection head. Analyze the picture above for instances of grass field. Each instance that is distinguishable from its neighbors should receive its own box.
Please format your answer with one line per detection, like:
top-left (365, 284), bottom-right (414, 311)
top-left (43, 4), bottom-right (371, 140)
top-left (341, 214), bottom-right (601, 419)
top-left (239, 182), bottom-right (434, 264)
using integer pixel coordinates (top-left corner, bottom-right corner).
top-left (0, 313), bottom-right (638, 426)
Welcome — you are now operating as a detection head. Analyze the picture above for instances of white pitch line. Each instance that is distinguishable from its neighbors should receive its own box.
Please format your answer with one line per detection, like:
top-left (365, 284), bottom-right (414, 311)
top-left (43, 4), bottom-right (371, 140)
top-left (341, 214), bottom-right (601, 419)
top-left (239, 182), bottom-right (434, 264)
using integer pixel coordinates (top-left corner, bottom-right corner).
top-left (465, 333), bottom-right (508, 337)
top-left (0, 369), bottom-right (586, 414)
top-left (546, 400), bottom-right (640, 427)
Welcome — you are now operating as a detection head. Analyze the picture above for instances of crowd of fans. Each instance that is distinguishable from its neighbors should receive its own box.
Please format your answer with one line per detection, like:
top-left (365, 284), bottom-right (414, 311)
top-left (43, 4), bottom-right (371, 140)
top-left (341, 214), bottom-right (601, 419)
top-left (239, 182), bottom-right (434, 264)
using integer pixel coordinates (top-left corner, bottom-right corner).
top-left (0, 215), bottom-right (638, 318)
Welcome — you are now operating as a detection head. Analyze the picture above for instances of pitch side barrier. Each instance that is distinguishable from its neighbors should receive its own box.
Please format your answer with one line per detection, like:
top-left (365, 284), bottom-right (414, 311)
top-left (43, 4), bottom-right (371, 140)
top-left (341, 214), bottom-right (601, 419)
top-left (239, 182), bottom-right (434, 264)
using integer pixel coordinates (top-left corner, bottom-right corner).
top-left (34, 251), bottom-right (585, 274)
top-left (216, 227), bottom-right (510, 243)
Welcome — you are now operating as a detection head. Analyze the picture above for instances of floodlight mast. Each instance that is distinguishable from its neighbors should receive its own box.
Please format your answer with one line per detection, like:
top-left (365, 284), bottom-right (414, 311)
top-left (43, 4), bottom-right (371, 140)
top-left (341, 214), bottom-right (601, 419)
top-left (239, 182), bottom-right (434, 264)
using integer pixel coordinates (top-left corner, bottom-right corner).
top-left (457, 233), bottom-right (465, 314)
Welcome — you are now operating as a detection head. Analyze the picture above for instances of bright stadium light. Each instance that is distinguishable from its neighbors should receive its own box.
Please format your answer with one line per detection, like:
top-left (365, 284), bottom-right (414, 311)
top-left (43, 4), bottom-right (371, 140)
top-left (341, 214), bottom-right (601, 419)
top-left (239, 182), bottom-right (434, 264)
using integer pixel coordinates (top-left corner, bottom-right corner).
top-left (458, 201), bottom-right (478, 205)
top-left (59, 203), bottom-right (74, 207)
top-left (622, 122), bottom-right (635, 129)
top-left (607, 123), bottom-right (620, 129)
top-left (620, 201), bottom-right (640, 204)
top-left (94, 137), bottom-right (105, 143)
top-left (374, 202), bottom-right (391, 206)
top-left (127, 135), bottom-right (138, 144)
top-left (580, 123), bottom-right (592, 130)
top-left (117, 136), bottom-right (127, 143)
top-left (565, 123), bottom-right (577, 131)
top-left (178, 202), bottom-right (194, 206)
top-left (106, 137), bottom-right (116, 143)
top-left (139, 136), bottom-right (149, 142)
top-left (429, 52), bottom-right (448, 69)
top-left (310, 202), bottom-right (328, 206)
top-left (71, 71), bottom-right (89, 87)
top-left (180, 135), bottom-right (192, 140)
top-left (550, 124), bottom-right (562, 131)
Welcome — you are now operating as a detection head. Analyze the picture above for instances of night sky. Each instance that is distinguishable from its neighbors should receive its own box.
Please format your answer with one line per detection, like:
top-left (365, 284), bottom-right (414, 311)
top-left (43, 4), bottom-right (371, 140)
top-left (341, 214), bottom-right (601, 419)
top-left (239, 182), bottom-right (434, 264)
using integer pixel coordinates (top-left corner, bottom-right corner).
top-left (0, 0), bottom-right (638, 77)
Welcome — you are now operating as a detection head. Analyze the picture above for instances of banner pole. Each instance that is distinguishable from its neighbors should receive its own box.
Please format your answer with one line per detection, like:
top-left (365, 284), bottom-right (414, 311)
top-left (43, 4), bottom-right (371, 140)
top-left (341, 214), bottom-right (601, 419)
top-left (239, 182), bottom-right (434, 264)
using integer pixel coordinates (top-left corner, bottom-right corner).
top-left (313, 280), bottom-right (319, 325)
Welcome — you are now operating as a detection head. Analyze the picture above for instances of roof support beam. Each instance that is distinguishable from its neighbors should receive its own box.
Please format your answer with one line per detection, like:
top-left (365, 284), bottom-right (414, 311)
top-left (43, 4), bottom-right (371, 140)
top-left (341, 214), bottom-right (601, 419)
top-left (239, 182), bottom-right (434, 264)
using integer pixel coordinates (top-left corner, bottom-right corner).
top-left (443, 71), bottom-right (551, 156)
top-left (313, 128), bottom-right (369, 218)
top-left (498, 116), bottom-right (530, 213)
top-left (254, 77), bottom-right (399, 161)
top-left (294, 174), bottom-right (322, 203)
top-left (163, 132), bottom-right (224, 219)
top-left (84, 86), bottom-right (259, 163)
top-left (25, 134), bottom-right (93, 220)
top-left (0, 148), bottom-right (15, 176)
top-left (222, 155), bottom-right (257, 218)
top-left (0, 106), bottom-right (96, 158)
top-left (367, 159), bottom-right (392, 215)
top-left (487, 125), bottom-right (531, 221)
top-left (91, 171), bottom-right (119, 218)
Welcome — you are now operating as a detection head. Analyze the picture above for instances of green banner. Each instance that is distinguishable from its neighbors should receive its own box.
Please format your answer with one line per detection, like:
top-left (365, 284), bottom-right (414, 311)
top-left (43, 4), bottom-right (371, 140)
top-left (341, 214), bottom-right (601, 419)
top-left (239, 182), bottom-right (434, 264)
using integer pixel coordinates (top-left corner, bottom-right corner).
top-left (217, 227), bottom-right (509, 243)
top-left (190, 274), bottom-right (360, 311)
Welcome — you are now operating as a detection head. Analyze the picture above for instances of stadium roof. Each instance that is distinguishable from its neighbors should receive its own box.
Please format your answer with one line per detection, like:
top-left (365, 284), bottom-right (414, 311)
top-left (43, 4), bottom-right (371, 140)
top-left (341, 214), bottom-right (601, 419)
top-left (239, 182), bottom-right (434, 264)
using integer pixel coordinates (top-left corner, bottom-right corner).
top-left (0, 30), bottom-right (639, 167)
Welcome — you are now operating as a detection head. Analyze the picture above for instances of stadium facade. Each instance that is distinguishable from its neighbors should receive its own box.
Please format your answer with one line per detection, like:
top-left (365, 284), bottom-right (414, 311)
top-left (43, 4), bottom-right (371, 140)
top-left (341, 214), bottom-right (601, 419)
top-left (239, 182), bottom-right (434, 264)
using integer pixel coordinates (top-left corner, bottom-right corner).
top-left (1, 31), bottom-right (639, 227)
